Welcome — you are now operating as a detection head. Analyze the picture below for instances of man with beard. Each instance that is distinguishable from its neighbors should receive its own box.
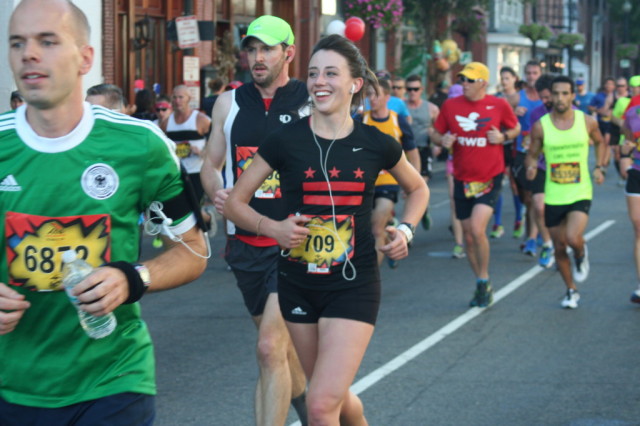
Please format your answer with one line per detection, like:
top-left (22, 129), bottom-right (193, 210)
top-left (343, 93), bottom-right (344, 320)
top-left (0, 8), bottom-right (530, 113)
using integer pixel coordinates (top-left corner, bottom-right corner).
top-left (526, 74), bottom-right (562, 269)
top-left (200, 15), bottom-right (309, 425)
top-left (527, 76), bottom-right (605, 309)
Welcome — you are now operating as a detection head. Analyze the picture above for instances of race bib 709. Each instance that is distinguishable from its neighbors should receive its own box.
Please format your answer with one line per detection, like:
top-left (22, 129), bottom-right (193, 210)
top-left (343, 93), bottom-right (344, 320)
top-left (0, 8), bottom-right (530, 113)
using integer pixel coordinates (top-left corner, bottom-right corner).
top-left (287, 215), bottom-right (355, 274)
top-left (5, 212), bottom-right (111, 292)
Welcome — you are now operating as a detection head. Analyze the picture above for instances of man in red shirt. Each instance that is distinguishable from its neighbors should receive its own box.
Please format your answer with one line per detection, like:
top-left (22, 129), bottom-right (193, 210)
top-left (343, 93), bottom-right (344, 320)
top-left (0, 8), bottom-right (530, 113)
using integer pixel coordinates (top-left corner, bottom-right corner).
top-left (433, 62), bottom-right (520, 307)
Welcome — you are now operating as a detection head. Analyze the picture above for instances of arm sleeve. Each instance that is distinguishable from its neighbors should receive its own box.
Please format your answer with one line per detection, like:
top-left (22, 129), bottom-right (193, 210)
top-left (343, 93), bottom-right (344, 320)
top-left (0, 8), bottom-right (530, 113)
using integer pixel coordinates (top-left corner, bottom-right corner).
top-left (398, 115), bottom-right (416, 150)
top-left (613, 98), bottom-right (631, 119)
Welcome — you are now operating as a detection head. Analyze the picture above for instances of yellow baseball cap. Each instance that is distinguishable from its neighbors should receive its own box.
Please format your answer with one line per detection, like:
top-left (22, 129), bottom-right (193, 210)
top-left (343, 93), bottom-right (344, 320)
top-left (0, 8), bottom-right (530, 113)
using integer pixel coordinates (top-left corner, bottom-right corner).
top-left (241, 15), bottom-right (295, 48)
top-left (458, 62), bottom-right (490, 82)
top-left (630, 75), bottom-right (640, 88)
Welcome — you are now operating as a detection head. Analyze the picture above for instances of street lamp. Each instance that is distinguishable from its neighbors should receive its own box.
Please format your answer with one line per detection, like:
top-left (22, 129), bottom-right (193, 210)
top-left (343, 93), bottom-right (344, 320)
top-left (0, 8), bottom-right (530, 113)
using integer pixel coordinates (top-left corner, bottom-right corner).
top-left (623, 0), bottom-right (631, 43)
top-left (623, 0), bottom-right (632, 77)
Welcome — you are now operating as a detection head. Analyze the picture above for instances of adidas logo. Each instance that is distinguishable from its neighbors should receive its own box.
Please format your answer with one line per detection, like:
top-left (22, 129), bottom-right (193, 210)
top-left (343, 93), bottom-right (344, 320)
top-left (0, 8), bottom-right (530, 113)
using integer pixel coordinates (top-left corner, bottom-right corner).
top-left (291, 306), bottom-right (307, 316)
top-left (0, 175), bottom-right (21, 192)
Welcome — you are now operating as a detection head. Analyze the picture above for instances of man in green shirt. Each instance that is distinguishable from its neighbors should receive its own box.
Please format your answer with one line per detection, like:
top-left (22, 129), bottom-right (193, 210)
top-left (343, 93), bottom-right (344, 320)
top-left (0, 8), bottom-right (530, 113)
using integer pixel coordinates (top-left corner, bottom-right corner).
top-left (527, 76), bottom-right (605, 309)
top-left (0, 0), bottom-right (207, 422)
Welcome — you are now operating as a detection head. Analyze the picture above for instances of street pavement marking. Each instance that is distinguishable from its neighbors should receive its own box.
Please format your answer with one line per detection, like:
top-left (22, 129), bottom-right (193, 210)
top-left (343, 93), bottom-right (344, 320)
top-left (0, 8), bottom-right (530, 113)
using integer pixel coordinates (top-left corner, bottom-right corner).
top-left (288, 219), bottom-right (615, 426)
top-left (430, 199), bottom-right (450, 209)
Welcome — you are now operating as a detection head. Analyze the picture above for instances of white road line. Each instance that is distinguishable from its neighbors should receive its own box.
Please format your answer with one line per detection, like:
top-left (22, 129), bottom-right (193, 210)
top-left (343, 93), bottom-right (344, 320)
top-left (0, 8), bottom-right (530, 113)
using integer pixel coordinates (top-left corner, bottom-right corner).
top-left (288, 219), bottom-right (615, 426)
top-left (430, 199), bottom-right (450, 209)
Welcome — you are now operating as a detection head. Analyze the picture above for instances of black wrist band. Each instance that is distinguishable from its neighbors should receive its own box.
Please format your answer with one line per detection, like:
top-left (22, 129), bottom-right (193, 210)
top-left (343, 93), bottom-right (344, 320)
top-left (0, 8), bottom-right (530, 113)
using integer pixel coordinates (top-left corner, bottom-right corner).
top-left (105, 261), bottom-right (147, 304)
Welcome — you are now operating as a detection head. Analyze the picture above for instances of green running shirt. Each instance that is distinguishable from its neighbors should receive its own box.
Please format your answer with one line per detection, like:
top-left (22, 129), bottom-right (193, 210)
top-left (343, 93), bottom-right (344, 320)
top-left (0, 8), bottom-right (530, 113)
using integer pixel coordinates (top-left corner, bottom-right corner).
top-left (540, 109), bottom-right (592, 205)
top-left (0, 103), bottom-right (184, 407)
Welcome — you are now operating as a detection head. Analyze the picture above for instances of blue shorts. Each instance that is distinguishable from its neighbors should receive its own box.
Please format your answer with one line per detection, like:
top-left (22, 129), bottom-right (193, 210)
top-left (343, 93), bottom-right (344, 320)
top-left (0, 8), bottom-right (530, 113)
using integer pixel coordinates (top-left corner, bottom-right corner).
top-left (0, 392), bottom-right (155, 426)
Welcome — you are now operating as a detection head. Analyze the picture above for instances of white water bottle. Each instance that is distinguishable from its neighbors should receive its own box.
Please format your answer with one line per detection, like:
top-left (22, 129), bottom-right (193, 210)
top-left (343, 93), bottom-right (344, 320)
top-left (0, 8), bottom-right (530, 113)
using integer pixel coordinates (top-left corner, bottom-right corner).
top-left (62, 250), bottom-right (117, 339)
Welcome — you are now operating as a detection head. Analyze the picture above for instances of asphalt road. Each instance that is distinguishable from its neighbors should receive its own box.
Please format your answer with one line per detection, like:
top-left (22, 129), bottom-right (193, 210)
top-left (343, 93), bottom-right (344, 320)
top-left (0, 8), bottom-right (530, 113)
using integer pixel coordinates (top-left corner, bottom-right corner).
top-left (141, 158), bottom-right (640, 426)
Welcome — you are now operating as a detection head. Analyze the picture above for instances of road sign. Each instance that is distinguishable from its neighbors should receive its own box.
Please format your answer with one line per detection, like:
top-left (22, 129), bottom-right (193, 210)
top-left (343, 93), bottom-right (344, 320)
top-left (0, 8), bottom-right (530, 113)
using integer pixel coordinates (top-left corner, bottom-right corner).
top-left (176, 15), bottom-right (200, 49)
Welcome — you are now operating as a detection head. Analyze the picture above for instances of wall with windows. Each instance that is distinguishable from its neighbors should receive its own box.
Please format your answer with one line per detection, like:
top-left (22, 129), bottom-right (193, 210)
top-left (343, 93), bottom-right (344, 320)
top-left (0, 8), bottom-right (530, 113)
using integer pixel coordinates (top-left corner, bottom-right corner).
top-left (486, 0), bottom-right (533, 93)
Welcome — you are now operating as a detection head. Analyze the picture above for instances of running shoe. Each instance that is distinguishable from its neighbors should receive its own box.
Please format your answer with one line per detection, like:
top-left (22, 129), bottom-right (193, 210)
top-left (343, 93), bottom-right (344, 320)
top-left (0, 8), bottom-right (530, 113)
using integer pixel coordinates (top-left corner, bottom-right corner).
top-left (539, 246), bottom-right (555, 269)
top-left (536, 233), bottom-right (544, 247)
top-left (630, 289), bottom-right (640, 304)
top-left (572, 245), bottom-right (590, 283)
top-left (421, 210), bottom-right (432, 231)
top-left (561, 289), bottom-right (580, 309)
top-left (490, 225), bottom-right (504, 239)
top-left (387, 257), bottom-right (399, 269)
top-left (203, 205), bottom-right (218, 238)
top-left (452, 244), bottom-right (466, 259)
top-left (512, 220), bottom-right (524, 238)
top-left (470, 280), bottom-right (493, 308)
top-left (522, 238), bottom-right (537, 257)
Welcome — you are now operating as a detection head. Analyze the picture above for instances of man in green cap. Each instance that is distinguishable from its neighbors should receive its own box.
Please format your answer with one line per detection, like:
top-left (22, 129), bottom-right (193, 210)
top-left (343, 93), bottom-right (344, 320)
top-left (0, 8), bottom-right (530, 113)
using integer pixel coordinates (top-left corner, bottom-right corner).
top-left (201, 15), bottom-right (309, 426)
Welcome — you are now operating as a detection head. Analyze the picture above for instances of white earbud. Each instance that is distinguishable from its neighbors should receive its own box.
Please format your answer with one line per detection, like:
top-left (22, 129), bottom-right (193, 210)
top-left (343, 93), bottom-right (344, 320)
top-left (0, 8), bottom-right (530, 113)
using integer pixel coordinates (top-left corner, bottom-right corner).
top-left (149, 201), bottom-right (179, 241)
top-left (350, 84), bottom-right (356, 94)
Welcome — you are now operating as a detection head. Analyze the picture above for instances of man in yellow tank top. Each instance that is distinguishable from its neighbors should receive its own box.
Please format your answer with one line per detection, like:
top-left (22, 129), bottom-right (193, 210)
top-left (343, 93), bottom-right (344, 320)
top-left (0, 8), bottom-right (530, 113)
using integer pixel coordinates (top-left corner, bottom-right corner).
top-left (360, 79), bottom-right (420, 267)
top-left (526, 76), bottom-right (606, 309)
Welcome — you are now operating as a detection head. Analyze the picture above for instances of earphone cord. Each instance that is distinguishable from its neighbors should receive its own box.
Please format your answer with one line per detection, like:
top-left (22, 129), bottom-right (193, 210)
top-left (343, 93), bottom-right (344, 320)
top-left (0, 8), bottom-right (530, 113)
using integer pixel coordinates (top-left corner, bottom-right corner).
top-left (145, 202), bottom-right (212, 260)
top-left (311, 114), bottom-right (356, 281)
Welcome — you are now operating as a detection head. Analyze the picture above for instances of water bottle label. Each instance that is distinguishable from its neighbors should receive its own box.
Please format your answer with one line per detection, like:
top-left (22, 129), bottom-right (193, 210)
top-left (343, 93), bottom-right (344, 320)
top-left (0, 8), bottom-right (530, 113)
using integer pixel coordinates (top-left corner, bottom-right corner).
top-left (5, 212), bottom-right (111, 292)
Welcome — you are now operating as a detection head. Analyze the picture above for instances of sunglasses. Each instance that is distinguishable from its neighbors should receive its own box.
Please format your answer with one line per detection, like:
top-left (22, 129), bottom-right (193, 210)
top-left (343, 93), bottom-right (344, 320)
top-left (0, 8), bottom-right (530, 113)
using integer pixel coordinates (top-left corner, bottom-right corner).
top-left (156, 108), bottom-right (168, 112)
top-left (458, 76), bottom-right (477, 83)
top-left (392, 86), bottom-right (405, 90)
top-left (406, 87), bottom-right (421, 92)
top-left (617, 84), bottom-right (627, 88)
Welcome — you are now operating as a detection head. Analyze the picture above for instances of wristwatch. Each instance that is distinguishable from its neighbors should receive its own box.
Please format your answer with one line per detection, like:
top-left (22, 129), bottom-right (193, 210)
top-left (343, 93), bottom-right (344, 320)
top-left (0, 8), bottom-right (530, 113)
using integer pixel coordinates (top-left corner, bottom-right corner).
top-left (133, 263), bottom-right (151, 291)
top-left (396, 222), bottom-right (416, 244)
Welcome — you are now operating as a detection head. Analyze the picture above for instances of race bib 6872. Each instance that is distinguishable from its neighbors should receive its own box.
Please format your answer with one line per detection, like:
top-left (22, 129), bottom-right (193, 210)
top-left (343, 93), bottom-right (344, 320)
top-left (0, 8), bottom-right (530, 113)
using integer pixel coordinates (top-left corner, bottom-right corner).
top-left (5, 212), bottom-right (111, 292)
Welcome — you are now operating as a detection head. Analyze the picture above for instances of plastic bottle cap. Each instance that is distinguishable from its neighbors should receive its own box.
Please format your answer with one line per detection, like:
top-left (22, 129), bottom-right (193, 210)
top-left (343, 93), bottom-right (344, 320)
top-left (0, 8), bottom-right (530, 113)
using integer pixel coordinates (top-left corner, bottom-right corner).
top-left (62, 249), bottom-right (78, 263)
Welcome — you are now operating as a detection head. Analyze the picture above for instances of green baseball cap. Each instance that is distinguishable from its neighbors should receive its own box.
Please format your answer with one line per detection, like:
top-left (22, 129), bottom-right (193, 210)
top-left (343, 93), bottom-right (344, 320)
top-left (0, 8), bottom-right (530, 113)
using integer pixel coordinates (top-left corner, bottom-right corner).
top-left (241, 15), bottom-right (294, 48)
top-left (630, 75), bottom-right (640, 88)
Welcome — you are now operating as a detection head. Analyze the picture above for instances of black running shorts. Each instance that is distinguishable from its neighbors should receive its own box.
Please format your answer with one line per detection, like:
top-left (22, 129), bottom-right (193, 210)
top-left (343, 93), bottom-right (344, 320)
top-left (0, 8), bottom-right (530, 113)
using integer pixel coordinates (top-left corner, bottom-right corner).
top-left (225, 236), bottom-right (279, 317)
top-left (625, 168), bottom-right (640, 196)
top-left (544, 200), bottom-right (591, 228)
top-left (454, 173), bottom-right (504, 220)
top-left (278, 273), bottom-right (381, 325)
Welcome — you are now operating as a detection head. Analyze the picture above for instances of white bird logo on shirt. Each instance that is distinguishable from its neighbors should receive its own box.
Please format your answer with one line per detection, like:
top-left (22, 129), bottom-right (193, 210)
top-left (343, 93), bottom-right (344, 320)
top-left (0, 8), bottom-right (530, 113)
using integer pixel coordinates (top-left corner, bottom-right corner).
top-left (455, 112), bottom-right (491, 132)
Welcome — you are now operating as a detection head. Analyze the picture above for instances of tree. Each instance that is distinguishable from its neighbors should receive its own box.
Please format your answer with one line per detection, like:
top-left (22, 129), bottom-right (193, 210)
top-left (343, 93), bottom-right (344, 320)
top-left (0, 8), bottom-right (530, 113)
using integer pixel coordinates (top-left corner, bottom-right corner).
top-left (402, 0), bottom-right (489, 81)
top-left (518, 23), bottom-right (552, 58)
top-left (404, 0), bottom-right (489, 50)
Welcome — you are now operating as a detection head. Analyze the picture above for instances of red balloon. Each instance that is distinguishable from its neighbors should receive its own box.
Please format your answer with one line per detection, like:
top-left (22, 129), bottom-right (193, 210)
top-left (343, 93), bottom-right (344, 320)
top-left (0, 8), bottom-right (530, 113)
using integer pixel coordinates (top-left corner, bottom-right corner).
top-left (344, 17), bottom-right (365, 42)
top-left (345, 17), bottom-right (363, 27)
